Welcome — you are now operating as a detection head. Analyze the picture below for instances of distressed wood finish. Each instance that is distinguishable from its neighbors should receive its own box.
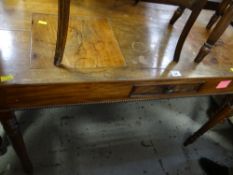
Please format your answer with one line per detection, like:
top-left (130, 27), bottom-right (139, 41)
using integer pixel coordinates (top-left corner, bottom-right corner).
top-left (0, 0), bottom-right (233, 173)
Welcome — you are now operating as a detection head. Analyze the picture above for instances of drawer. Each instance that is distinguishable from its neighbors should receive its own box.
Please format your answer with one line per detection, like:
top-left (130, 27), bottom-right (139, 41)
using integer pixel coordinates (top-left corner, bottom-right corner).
top-left (130, 82), bottom-right (204, 97)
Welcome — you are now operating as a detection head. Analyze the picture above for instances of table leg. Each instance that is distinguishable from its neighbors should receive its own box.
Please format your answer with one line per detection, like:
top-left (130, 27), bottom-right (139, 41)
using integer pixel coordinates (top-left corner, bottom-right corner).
top-left (206, 0), bottom-right (231, 30)
top-left (0, 111), bottom-right (33, 174)
top-left (184, 104), bottom-right (233, 146)
top-left (194, 2), bottom-right (233, 63)
top-left (54, 0), bottom-right (71, 66)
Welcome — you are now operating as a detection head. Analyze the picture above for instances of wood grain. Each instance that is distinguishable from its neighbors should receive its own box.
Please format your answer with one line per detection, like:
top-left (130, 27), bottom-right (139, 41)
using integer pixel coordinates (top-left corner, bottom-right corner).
top-left (0, 0), bottom-right (232, 105)
top-left (3, 77), bottom-right (233, 109)
top-left (0, 1), bottom-right (233, 172)
top-left (31, 15), bottom-right (125, 69)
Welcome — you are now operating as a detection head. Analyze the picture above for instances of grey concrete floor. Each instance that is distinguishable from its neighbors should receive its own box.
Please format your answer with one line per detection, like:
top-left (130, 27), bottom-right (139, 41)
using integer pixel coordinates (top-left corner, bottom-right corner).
top-left (0, 97), bottom-right (233, 175)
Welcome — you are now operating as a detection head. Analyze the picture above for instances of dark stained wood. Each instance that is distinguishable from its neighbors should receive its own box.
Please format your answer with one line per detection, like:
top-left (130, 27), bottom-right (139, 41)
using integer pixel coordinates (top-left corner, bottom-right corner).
top-left (0, 136), bottom-right (7, 156)
top-left (184, 95), bottom-right (233, 145)
top-left (173, 0), bottom-right (207, 62)
top-left (141, 0), bottom-right (221, 10)
top-left (54, 0), bottom-right (71, 66)
top-left (184, 100), bottom-right (233, 146)
top-left (130, 81), bottom-right (204, 97)
top-left (0, 111), bottom-right (33, 174)
top-left (169, 6), bottom-right (185, 25)
top-left (204, 0), bottom-right (221, 11)
top-left (138, 0), bottom-right (204, 7)
top-left (195, 2), bottom-right (233, 63)
top-left (206, 0), bottom-right (231, 30)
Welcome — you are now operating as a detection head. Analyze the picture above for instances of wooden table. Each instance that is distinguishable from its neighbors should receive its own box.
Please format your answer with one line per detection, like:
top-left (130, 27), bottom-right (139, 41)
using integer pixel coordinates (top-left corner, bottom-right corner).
top-left (1, 0), bottom-right (233, 173)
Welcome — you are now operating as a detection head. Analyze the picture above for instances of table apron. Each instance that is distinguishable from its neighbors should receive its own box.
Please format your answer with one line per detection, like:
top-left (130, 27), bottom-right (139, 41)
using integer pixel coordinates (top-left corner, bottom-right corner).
top-left (1, 78), bottom-right (233, 110)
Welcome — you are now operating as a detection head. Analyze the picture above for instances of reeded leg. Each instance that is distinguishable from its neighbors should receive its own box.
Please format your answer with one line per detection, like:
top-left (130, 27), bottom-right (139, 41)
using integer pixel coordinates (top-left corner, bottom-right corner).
top-left (206, 0), bottom-right (231, 30)
top-left (0, 111), bottom-right (33, 174)
top-left (54, 0), bottom-right (71, 66)
top-left (194, 3), bottom-right (233, 63)
top-left (169, 7), bottom-right (185, 25)
top-left (173, 1), bottom-right (207, 62)
top-left (184, 104), bottom-right (233, 146)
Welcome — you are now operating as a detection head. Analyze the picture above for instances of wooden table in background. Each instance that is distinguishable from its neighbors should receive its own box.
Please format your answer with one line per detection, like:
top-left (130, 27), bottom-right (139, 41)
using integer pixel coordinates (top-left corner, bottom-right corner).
top-left (1, 0), bottom-right (233, 173)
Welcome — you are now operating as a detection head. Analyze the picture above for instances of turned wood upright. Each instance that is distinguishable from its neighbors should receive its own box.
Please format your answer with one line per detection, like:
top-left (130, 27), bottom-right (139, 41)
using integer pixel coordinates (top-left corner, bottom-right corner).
top-left (195, 0), bottom-right (233, 63)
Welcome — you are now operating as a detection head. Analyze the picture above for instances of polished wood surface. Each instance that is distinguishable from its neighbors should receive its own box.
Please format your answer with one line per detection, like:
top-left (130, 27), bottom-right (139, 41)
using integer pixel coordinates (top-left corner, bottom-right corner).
top-left (137, 0), bottom-right (208, 62)
top-left (1, 1), bottom-right (233, 85)
top-left (33, 15), bottom-right (126, 69)
top-left (0, 0), bottom-right (233, 108)
top-left (0, 0), bottom-right (233, 173)
top-left (55, 0), bottom-right (208, 65)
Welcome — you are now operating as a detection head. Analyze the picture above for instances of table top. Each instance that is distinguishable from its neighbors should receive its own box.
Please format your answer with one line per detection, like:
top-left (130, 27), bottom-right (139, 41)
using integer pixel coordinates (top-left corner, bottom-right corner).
top-left (1, 0), bottom-right (233, 86)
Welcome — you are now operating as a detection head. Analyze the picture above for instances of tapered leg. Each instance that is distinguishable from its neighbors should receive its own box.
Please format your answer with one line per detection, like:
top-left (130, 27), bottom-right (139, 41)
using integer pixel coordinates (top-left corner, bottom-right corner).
top-left (0, 111), bottom-right (33, 174)
top-left (194, 3), bottom-right (233, 63)
top-left (206, 0), bottom-right (231, 30)
top-left (173, 1), bottom-right (207, 62)
top-left (169, 6), bottom-right (185, 25)
top-left (184, 104), bottom-right (233, 146)
top-left (54, 0), bottom-right (71, 66)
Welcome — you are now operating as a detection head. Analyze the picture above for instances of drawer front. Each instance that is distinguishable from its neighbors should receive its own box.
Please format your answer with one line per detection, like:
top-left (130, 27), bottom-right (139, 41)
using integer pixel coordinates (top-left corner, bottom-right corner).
top-left (130, 82), bottom-right (204, 97)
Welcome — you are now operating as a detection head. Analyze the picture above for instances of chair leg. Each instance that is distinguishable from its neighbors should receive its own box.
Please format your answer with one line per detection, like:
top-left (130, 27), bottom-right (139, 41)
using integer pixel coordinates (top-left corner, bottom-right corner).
top-left (54, 0), bottom-right (71, 66)
top-left (184, 104), bottom-right (233, 146)
top-left (0, 136), bottom-right (7, 155)
top-left (173, 1), bottom-right (207, 62)
top-left (194, 3), bottom-right (233, 63)
top-left (206, 0), bottom-right (231, 30)
top-left (134, 0), bottom-right (140, 5)
top-left (0, 111), bottom-right (33, 174)
top-left (169, 6), bottom-right (185, 25)
top-left (206, 1), bottom-right (230, 30)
